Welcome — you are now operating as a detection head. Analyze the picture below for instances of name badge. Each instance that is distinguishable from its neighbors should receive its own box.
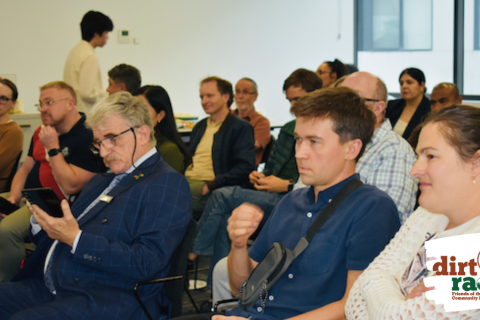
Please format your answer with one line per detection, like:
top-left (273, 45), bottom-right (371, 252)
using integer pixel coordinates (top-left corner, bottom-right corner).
top-left (100, 195), bottom-right (113, 203)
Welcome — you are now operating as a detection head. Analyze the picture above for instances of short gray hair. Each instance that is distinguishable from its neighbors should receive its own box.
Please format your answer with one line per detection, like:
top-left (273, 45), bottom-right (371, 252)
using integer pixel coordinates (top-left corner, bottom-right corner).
top-left (238, 77), bottom-right (258, 93)
top-left (86, 92), bottom-right (155, 145)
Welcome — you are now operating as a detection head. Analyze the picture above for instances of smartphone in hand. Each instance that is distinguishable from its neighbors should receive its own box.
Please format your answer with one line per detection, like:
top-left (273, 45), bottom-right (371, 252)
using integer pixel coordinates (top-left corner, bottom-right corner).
top-left (0, 197), bottom-right (20, 215)
top-left (22, 188), bottom-right (64, 218)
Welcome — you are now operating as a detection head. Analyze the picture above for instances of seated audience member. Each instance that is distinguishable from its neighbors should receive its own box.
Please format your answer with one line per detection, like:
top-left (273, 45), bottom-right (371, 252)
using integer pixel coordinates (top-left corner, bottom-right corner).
top-left (386, 67), bottom-right (430, 139)
top-left (345, 105), bottom-right (480, 320)
top-left (189, 69), bottom-right (322, 286)
top-left (233, 78), bottom-right (270, 166)
top-left (316, 58), bottom-right (350, 88)
top-left (0, 92), bottom-right (192, 320)
top-left (63, 11), bottom-right (113, 115)
top-left (346, 63), bottom-right (359, 74)
top-left (212, 71), bottom-right (417, 305)
top-left (0, 79), bottom-right (23, 192)
top-left (185, 76), bottom-right (255, 213)
top-left (177, 87), bottom-right (400, 320)
top-left (408, 82), bottom-right (462, 148)
top-left (341, 72), bottom-right (418, 223)
top-left (106, 63), bottom-right (142, 95)
top-left (135, 85), bottom-right (191, 173)
top-left (0, 81), bottom-right (102, 282)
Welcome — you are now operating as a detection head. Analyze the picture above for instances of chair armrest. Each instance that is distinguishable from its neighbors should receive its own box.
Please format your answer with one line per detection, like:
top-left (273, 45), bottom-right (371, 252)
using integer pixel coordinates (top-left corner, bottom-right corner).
top-left (134, 275), bottom-right (183, 320)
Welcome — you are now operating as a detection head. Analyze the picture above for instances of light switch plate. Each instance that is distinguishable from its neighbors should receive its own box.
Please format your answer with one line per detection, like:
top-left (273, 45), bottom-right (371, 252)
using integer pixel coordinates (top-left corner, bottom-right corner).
top-left (118, 30), bottom-right (130, 44)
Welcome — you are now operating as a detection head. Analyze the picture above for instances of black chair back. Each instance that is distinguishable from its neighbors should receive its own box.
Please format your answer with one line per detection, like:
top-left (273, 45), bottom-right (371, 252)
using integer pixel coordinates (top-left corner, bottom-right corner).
top-left (165, 219), bottom-right (197, 318)
top-left (0, 151), bottom-right (22, 193)
top-left (134, 219), bottom-right (197, 319)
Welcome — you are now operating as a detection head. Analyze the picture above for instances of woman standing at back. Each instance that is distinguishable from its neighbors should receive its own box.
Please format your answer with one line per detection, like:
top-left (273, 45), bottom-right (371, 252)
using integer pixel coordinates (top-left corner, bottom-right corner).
top-left (386, 68), bottom-right (430, 139)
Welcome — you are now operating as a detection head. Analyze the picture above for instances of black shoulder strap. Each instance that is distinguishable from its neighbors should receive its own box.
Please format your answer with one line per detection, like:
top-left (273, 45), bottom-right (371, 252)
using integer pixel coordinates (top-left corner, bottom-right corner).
top-left (292, 178), bottom-right (363, 257)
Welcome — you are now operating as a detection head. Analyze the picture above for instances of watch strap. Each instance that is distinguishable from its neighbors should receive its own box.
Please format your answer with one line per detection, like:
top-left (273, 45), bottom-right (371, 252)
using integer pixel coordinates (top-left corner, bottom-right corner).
top-left (48, 148), bottom-right (61, 157)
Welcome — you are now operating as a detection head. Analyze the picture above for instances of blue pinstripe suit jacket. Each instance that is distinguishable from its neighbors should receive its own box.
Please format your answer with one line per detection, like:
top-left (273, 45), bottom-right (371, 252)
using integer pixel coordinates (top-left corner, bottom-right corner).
top-left (15, 152), bottom-right (192, 320)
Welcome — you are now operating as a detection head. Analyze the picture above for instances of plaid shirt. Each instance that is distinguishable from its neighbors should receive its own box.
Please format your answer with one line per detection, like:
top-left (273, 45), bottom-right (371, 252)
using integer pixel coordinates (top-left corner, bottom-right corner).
top-left (356, 119), bottom-right (418, 224)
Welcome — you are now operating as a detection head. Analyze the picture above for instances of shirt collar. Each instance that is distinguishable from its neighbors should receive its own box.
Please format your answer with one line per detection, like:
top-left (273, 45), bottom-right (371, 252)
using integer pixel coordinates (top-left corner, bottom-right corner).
top-left (80, 40), bottom-right (95, 51)
top-left (366, 119), bottom-right (391, 150)
top-left (307, 173), bottom-right (360, 205)
top-left (56, 113), bottom-right (86, 137)
top-left (234, 107), bottom-right (258, 121)
top-left (125, 147), bottom-right (157, 174)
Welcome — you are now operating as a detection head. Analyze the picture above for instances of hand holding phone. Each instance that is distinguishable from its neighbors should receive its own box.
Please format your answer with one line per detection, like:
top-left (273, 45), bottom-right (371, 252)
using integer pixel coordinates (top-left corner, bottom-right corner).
top-left (22, 188), bottom-right (64, 218)
top-left (0, 197), bottom-right (20, 216)
top-left (23, 189), bottom-right (79, 247)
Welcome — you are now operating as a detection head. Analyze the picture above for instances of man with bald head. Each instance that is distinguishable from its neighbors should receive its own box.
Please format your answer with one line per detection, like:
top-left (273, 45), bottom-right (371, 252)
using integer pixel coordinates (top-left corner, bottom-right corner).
top-left (341, 71), bottom-right (417, 223)
top-left (407, 82), bottom-right (462, 148)
top-left (430, 82), bottom-right (462, 111)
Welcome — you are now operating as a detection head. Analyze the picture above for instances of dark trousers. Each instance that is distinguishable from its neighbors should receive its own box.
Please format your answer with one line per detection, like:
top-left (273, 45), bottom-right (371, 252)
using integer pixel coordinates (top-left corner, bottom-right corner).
top-left (0, 278), bottom-right (69, 320)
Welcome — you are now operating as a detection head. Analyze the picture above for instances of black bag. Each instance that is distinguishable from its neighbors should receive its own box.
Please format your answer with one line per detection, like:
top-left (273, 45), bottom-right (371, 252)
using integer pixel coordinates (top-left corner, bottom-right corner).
top-left (238, 179), bottom-right (363, 310)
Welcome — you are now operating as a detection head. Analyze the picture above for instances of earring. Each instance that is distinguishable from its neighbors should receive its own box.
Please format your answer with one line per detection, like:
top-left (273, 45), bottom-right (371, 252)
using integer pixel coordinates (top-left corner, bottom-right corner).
top-left (473, 176), bottom-right (477, 184)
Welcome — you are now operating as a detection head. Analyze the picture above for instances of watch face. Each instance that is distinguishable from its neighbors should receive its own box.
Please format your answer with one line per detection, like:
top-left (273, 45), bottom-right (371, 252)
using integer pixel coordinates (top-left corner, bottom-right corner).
top-left (48, 148), bottom-right (60, 157)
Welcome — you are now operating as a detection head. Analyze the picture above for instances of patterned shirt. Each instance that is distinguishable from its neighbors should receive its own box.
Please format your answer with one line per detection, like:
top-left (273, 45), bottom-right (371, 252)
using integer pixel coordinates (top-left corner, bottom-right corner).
top-left (356, 119), bottom-right (418, 224)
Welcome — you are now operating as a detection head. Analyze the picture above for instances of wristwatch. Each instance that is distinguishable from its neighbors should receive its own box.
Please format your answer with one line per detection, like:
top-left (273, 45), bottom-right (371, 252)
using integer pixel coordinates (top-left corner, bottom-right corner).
top-left (287, 179), bottom-right (295, 192)
top-left (48, 148), bottom-right (61, 157)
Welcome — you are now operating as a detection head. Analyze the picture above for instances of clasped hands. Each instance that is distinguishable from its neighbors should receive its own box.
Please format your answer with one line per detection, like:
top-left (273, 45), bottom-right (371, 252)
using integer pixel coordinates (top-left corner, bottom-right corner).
top-left (28, 200), bottom-right (80, 248)
top-left (249, 171), bottom-right (289, 193)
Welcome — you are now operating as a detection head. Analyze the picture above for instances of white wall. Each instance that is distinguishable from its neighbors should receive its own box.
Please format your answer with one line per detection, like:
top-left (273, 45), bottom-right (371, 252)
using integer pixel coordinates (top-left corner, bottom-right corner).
top-left (0, 0), bottom-right (355, 125)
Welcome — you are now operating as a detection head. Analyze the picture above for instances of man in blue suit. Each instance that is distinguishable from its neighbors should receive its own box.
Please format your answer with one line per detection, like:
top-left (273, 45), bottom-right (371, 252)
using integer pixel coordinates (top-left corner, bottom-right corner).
top-left (0, 92), bottom-right (192, 320)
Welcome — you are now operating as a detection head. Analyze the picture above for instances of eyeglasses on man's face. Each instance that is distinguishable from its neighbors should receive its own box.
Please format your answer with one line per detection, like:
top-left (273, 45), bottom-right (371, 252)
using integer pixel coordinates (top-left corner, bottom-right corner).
top-left (34, 98), bottom-right (70, 111)
top-left (234, 90), bottom-right (256, 96)
top-left (90, 127), bottom-right (134, 154)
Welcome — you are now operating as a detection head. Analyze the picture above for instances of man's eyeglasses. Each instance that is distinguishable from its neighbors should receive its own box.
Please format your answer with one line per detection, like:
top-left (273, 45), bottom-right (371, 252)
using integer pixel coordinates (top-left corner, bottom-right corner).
top-left (234, 91), bottom-right (257, 95)
top-left (0, 96), bottom-right (13, 106)
top-left (364, 98), bottom-right (381, 103)
top-left (35, 98), bottom-right (70, 111)
top-left (90, 128), bottom-right (134, 154)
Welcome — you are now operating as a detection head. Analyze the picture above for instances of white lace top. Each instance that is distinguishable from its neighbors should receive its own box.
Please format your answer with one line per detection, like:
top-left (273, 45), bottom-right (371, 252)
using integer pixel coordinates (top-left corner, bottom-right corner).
top-left (345, 207), bottom-right (480, 320)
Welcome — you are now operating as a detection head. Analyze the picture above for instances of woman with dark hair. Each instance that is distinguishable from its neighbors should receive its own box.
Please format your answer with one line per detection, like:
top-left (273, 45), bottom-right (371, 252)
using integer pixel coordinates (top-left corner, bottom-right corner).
top-left (135, 85), bottom-right (191, 173)
top-left (316, 59), bottom-right (350, 88)
top-left (386, 68), bottom-right (430, 139)
top-left (0, 79), bottom-right (23, 192)
top-left (346, 105), bottom-right (480, 319)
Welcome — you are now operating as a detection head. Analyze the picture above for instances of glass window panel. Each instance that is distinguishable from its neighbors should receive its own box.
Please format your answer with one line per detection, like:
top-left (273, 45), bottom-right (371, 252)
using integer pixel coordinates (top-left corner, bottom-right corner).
top-left (372, 0), bottom-right (400, 49)
top-left (358, 0), bottom-right (453, 94)
top-left (464, 0), bottom-right (480, 94)
top-left (476, 0), bottom-right (480, 49)
top-left (403, 0), bottom-right (432, 50)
